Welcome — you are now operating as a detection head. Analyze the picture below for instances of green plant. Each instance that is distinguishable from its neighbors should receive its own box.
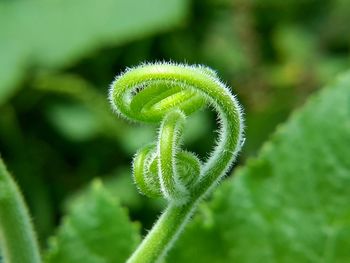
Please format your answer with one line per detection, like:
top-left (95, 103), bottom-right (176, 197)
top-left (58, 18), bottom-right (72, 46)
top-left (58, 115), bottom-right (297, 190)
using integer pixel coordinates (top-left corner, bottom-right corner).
top-left (108, 62), bottom-right (245, 262)
top-left (0, 62), bottom-right (244, 263)
top-left (0, 157), bottom-right (42, 263)
top-left (1, 63), bottom-right (350, 263)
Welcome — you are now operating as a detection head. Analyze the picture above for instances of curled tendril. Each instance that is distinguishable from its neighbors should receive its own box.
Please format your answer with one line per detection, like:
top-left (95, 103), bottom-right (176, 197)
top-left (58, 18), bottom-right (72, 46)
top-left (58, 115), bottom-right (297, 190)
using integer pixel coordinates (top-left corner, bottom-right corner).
top-left (109, 62), bottom-right (244, 262)
top-left (109, 62), bottom-right (244, 206)
top-left (132, 110), bottom-right (201, 204)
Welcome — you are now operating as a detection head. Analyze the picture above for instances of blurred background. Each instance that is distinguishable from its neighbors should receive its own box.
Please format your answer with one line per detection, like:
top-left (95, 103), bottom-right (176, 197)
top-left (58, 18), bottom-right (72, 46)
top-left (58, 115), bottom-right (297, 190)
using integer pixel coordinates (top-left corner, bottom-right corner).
top-left (0, 0), bottom-right (350, 247)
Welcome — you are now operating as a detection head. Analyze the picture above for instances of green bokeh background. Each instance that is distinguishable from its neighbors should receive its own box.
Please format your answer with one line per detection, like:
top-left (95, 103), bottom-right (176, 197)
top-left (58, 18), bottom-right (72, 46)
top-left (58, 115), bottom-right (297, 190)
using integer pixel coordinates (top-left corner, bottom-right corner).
top-left (0, 0), bottom-right (349, 248)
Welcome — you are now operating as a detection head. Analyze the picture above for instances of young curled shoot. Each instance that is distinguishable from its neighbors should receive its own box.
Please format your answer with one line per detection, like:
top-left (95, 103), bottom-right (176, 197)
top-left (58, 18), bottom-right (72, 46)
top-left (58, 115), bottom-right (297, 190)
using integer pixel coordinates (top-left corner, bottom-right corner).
top-left (109, 62), bottom-right (244, 263)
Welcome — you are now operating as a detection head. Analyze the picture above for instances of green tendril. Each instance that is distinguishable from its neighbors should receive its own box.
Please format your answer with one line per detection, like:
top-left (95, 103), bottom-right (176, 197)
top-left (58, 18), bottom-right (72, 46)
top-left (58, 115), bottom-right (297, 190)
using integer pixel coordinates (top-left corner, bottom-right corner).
top-left (109, 62), bottom-right (244, 263)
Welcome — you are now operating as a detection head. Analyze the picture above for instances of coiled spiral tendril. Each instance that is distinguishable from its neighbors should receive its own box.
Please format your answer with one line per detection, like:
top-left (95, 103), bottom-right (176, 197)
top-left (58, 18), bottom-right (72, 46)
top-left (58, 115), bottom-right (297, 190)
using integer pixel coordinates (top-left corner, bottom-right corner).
top-left (109, 62), bottom-right (244, 206)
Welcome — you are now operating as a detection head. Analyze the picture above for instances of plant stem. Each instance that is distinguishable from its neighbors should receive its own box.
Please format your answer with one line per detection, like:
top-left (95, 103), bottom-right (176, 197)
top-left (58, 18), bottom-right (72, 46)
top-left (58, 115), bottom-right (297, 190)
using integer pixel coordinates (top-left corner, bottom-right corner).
top-left (127, 202), bottom-right (195, 263)
top-left (0, 158), bottom-right (42, 263)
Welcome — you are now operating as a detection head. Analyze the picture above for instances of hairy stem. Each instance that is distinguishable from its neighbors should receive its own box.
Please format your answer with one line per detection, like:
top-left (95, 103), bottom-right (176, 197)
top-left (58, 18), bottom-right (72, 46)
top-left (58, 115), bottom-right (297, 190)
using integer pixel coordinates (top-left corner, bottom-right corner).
top-left (127, 202), bottom-right (194, 263)
top-left (0, 158), bottom-right (42, 263)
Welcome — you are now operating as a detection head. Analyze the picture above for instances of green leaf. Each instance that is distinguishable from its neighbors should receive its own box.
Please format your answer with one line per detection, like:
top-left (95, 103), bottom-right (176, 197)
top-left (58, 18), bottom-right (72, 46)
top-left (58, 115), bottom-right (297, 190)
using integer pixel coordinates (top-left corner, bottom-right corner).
top-left (0, 0), bottom-right (188, 104)
top-left (168, 72), bottom-right (350, 262)
top-left (47, 104), bottom-right (100, 141)
top-left (46, 180), bottom-right (141, 263)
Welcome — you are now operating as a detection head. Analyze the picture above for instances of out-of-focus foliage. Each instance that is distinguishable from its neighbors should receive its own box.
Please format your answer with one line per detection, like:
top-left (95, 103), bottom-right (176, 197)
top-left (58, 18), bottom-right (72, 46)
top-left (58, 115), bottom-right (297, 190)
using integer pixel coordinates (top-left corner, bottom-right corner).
top-left (0, 0), bottom-right (187, 104)
top-left (0, 0), bottom-right (350, 261)
top-left (168, 72), bottom-right (350, 262)
top-left (46, 180), bottom-right (140, 263)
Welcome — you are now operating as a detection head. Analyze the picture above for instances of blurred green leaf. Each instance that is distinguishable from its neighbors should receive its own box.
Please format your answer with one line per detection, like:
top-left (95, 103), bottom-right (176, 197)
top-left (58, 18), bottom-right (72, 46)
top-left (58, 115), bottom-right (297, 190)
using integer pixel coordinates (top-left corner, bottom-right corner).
top-left (0, 0), bottom-right (188, 104)
top-left (34, 73), bottom-right (127, 138)
top-left (47, 104), bottom-right (100, 141)
top-left (274, 26), bottom-right (316, 62)
top-left (169, 72), bottom-right (350, 262)
top-left (35, 73), bottom-right (157, 151)
top-left (103, 169), bottom-right (143, 210)
top-left (201, 16), bottom-right (249, 75)
top-left (46, 180), bottom-right (141, 263)
top-left (64, 169), bottom-right (144, 213)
